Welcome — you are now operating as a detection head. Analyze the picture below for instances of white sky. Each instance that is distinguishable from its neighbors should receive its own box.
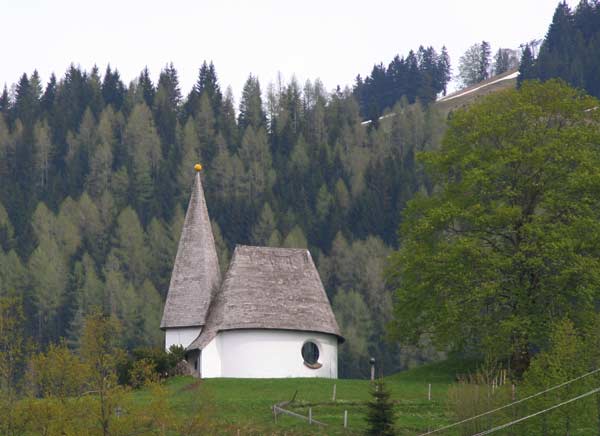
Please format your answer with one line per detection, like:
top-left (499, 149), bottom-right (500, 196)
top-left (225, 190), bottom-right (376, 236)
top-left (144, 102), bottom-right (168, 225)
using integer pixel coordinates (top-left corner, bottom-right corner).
top-left (1, 0), bottom-right (572, 102)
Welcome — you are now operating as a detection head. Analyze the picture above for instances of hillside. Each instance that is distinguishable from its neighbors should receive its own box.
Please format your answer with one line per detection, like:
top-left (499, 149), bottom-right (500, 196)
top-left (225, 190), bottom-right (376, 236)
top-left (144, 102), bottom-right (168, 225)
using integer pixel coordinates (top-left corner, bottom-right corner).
top-left (0, 57), bottom-right (454, 379)
top-left (129, 359), bottom-right (473, 435)
top-left (435, 69), bottom-right (519, 114)
top-left (364, 68), bottom-right (519, 129)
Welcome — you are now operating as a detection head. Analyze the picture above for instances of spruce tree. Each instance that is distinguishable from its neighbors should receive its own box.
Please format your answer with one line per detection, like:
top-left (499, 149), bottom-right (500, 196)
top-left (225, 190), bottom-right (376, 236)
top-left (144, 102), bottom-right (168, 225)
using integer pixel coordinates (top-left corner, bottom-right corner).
top-left (154, 63), bottom-right (181, 151)
top-left (138, 67), bottom-right (155, 109)
top-left (517, 45), bottom-right (536, 87)
top-left (33, 120), bottom-right (53, 193)
top-left (239, 75), bottom-right (266, 131)
top-left (478, 41), bottom-right (491, 81)
top-left (365, 379), bottom-right (395, 436)
top-left (251, 202), bottom-right (277, 245)
top-left (196, 61), bottom-right (223, 121)
top-left (436, 46), bottom-right (451, 95)
top-left (221, 86), bottom-right (238, 151)
top-left (86, 65), bottom-right (104, 117)
top-left (102, 65), bottom-right (126, 111)
top-left (0, 85), bottom-right (9, 116)
top-left (40, 73), bottom-right (56, 116)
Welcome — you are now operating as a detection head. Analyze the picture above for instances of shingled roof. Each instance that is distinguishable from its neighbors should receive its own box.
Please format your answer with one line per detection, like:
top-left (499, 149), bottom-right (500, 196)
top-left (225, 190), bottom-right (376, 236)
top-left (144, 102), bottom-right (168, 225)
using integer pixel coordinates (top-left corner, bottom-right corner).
top-left (188, 245), bottom-right (343, 350)
top-left (160, 172), bottom-right (221, 329)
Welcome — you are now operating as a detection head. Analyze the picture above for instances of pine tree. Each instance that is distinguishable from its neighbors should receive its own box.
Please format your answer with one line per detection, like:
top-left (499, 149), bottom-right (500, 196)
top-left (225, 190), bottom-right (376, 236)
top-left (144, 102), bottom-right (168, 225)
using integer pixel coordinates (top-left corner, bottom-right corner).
top-left (124, 103), bottom-right (161, 220)
top-left (13, 73), bottom-right (31, 125)
top-left (65, 107), bottom-right (97, 196)
top-left (111, 207), bottom-right (148, 287)
top-left (0, 249), bottom-right (27, 307)
top-left (239, 75), bottom-right (266, 131)
top-left (86, 139), bottom-right (113, 198)
top-left (239, 126), bottom-right (275, 205)
top-left (138, 67), bottom-right (155, 108)
top-left (196, 61), bottom-right (223, 123)
top-left (221, 86), bottom-right (238, 151)
top-left (211, 219), bottom-right (230, 273)
top-left (436, 46), bottom-right (452, 95)
top-left (517, 45), bottom-right (536, 87)
top-left (136, 279), bottom-right (162, 347)
top-left (77, 193), bottom-right (107, 262)
top-left (282, 225), bottom-right (307, 248)
top-left (493, 48), bottom-right (513, 75)
top-left (365, 379), bottom-right (396, 436)
top-left (478, 41), bottom-right (491, 81)
top-left (28, 235), bottom-right (69, 344)
top-left (177, 118), bottom-right (200, 197)
top-left (251, 202), bottom-right (277, 245)
top-left (333, 289), bottom-right (372, 377)
top-left (195, 93), bottom-right (216, 163)
top-left (0, 85), bottom-right (10, 116)
top-left (86, 65), bottom-right (104, 117)
top-left (147, 218), bottom-right (174, 297)
top-left (102, 65), bottom-right (126, 111)
top-left (40, 73), bottom-right (56, 116)
top-left (154, 63), bottom-right (181, 153)
top-left (33, 120), bottom-right (53, 193)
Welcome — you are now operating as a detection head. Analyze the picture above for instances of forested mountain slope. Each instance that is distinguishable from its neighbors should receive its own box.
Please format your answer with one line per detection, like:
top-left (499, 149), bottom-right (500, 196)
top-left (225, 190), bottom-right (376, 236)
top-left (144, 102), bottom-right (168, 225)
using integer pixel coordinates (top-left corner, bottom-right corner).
top-left (0, 56), bottom-right (450, 377)
top-left (1, 1), bottom-right (593, 381)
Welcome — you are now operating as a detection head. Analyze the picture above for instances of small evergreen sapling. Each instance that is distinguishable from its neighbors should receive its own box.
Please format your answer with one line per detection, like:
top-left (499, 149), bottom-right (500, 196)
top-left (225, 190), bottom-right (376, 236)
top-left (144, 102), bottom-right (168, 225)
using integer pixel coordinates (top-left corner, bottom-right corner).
top-left (365, 378), bottom-right (396, 436)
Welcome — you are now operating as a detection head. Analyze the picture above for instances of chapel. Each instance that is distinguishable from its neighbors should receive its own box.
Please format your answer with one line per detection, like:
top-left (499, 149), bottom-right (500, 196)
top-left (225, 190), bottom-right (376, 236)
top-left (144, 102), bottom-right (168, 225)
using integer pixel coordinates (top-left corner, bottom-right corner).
top-left (160, 166), bottom-right (343, 378)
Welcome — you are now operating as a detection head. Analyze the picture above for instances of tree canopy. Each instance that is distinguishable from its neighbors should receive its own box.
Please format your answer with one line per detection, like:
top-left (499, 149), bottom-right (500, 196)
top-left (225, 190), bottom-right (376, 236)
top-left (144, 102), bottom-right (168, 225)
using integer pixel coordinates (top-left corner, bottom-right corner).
top-left (388, 80), bottom-right (600, 375)
top-left (520, 0), bottom-right (600, 99)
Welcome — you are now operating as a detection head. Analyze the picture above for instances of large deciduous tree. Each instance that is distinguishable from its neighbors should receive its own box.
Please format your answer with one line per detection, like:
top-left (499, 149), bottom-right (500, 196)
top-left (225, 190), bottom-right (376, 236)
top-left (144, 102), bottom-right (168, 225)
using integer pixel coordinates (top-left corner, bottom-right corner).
top-left (458, 41), bottom-right (491, 88)
top-left (388, 80), bottom-right (600, 375)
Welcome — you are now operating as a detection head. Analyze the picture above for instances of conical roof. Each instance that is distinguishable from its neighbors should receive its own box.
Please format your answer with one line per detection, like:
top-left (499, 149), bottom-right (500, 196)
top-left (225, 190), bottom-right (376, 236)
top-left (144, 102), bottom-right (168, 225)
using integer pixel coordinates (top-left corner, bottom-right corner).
top-left (160, 172), bottom-right (221, 329)
top-left (188, 245), bottom-right (343, 350)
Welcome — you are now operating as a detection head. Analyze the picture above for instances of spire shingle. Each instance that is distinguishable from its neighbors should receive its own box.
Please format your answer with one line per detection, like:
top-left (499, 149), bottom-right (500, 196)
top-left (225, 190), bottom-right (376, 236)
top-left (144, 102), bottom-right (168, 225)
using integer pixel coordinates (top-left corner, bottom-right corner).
top-left (160, 172), bottom-right (221, 329)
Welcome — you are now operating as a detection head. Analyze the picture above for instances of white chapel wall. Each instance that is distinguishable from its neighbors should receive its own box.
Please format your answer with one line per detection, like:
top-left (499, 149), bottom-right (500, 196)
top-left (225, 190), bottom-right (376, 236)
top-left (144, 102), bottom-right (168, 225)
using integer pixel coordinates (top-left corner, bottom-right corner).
top-left (202, 329), bottom-right (338, 378)
top-left (165, 327), bottom-right (202, 351)
top-left (200, 336), bottom-right (222, 377)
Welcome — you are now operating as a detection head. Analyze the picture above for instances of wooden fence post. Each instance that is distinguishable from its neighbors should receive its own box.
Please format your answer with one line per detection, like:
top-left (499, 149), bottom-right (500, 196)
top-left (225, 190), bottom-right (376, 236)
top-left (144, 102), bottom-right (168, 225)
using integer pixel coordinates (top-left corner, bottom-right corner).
top-left (309, 407), bottom-right (312, 425)
top-left (344, 410), bottom-right (348, 428)
top-left (333, 383), bottom-right (337, 401)
top-left (428, 383), bottom-right (431, 401)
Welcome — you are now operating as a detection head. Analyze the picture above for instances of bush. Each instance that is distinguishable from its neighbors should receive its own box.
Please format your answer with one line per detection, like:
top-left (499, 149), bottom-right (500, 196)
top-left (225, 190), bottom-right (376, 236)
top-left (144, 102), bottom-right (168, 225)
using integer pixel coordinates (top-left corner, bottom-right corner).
top-left (129, 358), bottom-right (159, 388)
top-left (446, 358), bottom-right (512, 436)
top-left (119, 345), bottom-right (187, 386)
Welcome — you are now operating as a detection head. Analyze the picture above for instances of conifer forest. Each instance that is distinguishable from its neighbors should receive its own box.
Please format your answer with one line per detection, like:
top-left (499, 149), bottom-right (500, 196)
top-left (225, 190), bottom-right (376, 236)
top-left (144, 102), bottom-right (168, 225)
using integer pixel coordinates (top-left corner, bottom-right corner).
top-left (2, 0), bottom-right (600, 385)
top-left (0, 44), bottom-right (451, 378)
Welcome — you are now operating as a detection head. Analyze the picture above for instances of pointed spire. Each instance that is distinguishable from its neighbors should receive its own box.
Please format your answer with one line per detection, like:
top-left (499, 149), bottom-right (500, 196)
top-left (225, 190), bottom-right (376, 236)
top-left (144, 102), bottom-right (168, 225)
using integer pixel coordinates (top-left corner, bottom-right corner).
top-left (161, 167), bottom-right (221, 329)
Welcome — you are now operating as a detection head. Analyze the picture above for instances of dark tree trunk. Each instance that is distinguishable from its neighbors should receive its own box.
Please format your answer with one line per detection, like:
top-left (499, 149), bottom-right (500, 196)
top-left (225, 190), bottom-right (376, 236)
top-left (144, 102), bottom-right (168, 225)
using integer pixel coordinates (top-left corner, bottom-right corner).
top-left (510, 344), bottom-right (531, 379)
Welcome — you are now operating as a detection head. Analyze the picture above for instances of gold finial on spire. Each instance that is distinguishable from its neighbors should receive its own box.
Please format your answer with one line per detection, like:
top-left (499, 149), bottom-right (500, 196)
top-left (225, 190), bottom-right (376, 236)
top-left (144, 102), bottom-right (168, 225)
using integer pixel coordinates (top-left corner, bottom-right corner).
top-left (194, 163), bottom-right (203, 172)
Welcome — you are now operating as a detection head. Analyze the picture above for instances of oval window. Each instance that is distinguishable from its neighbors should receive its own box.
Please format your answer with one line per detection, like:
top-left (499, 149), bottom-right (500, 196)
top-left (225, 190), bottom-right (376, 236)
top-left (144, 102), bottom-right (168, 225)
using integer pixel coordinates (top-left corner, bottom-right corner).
top-left (301, 341), bottom-right (320, 367)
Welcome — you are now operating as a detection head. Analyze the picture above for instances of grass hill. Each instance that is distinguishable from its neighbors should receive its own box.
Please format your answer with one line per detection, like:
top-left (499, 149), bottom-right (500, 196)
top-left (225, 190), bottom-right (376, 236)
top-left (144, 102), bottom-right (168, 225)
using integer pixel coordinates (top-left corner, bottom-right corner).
top-left (435, 69), bottom-right (519, 115)
top-left (130, 358), bottom-right (475, 435)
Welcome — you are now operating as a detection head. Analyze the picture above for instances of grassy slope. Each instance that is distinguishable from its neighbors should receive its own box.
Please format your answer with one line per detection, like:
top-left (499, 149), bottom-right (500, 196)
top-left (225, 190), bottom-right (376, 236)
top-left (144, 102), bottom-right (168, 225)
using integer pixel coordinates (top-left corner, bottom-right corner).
top-left (435, 70), bottom-right (518, 116)
top-left (132, 358), bottom-right (476, 435)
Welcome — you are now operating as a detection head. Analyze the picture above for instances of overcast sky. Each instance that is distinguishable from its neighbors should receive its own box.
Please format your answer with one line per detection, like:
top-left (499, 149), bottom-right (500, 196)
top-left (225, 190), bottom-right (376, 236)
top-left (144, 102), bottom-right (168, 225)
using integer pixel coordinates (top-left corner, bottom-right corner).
top-left (1, 0), bottom-right (572, 101)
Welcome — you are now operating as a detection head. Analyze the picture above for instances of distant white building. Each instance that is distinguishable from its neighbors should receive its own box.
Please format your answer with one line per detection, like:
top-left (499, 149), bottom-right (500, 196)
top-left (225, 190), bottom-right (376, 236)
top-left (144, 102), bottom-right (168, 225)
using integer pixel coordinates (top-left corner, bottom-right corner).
top-left (160, 168), bottom-right (343, 378)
